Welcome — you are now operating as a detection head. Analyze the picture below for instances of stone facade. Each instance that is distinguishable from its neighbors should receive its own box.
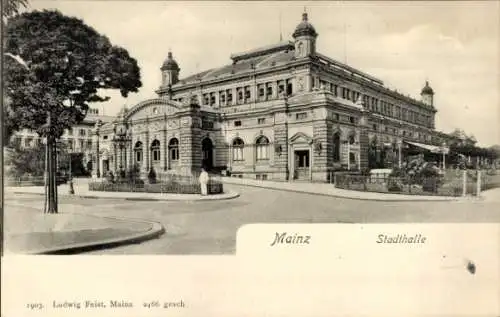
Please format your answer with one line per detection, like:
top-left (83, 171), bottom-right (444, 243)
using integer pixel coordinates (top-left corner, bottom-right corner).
top-left (90, 12), bottom-right (460, 182)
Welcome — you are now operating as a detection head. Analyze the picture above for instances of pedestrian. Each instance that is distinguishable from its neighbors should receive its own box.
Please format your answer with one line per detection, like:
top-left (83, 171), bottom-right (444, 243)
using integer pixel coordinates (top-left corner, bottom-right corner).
top-left (199, 167), bottom-right (209, 196)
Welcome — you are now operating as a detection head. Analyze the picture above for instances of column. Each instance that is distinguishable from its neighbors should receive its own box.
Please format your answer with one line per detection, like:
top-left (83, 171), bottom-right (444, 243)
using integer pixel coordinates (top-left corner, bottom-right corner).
top-left (113, 143), bottom-right (118, 172)
top-left (161, 123), bottom-right (168, 171)
top-left (128, 131), bottom-right (134, 170)
top-left (358, 110), bottom-right (370, 170)
top-left (145, 131), bottom-right (150, 172)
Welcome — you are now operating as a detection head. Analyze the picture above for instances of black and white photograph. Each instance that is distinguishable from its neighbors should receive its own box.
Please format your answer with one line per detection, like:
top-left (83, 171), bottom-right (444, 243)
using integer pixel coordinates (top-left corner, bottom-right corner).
top-left (2, 1), bottom-right (499, 316)
top-left (1, 1), bottom-right (498, 252)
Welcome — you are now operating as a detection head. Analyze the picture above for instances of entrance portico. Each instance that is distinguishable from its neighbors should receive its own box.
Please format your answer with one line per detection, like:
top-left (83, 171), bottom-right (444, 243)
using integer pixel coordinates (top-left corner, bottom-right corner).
top-left (289, 132), bottom-right (313, 181)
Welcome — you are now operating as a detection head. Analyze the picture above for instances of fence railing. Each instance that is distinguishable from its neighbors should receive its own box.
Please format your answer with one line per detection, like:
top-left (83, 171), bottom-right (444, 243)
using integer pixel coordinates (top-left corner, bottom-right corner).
top-left (335, 173), bottom-right (475, 197)
top-left (5, 176), bottom-right (67, 187)
top-left (88, 177), bottom-right (223, 195)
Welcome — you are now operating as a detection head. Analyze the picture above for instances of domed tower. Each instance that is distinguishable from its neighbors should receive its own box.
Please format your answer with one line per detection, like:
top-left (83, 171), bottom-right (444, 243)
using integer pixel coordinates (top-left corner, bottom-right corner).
top-left (292, 10), bottom-right (318, 58)
top-left (161, 51), bottom-right (180, 87)
top-left (420, 80), bottom-right (434, 106)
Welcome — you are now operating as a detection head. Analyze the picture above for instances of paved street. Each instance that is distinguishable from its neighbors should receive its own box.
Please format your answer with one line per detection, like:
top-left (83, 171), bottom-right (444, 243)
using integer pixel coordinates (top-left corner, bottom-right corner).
top-left (4, 184), bottom-right (500, 254)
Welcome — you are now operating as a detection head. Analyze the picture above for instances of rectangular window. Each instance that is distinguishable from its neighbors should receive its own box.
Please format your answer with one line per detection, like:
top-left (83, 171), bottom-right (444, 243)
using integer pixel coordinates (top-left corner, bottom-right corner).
top-left (296, 112), bottom-right (307, 120)
top-left (79, 129), bottom-right (86, 136)
top-left (221, 94), bottom-right (226, 103)
top-left (332, 85), bottom-right (338, 96)
top-left (261, 174), bottom-right (268, 180)
top-left (258, 118), bottom-right (266, 125)
top-left (259, 87), bottom-right (265, 97)
top-left (266, 86), bottom-right (273, 97)
top-left (210, 95), bottom-right (216, 106)
top-left (245, 88), bottom-right (251, 99)
top-left (234, 120), bottom-right (242, 127)
top-left (153, 149), bottom-right (160, 161)
top-left (136, 151), bottom-right (142, 163)
top-left (349, 117), bottom-right (355, 124)
top-left (372, 124), bottom-right (378, 131)
top-left (278, 84), bottom-right (285, 95)
top-left (335, 113), bottom-right (340, 121)
top-left (287, 83), bottom-right (293, 96)
top-left (79, 139), bottom-right (84, 149)
top-left (238, 91), bottom-right (243, 101)
top-left (87, 140), bottom-right (92, 149)
top-left (227, 92), bottom-right (233, 103)
top-left (103, 135), bottom-right (108, 140)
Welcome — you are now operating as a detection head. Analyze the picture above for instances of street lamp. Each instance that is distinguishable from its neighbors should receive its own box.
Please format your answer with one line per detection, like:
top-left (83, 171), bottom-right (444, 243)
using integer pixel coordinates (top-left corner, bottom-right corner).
top-left (397, 140), bottom-right (403, 168)
top-left (441, 142), bottom-right (447, 170)
top-left (284, 94), bottom-right (290, 181)
top-left (68, 147), bottom-right (75, 194)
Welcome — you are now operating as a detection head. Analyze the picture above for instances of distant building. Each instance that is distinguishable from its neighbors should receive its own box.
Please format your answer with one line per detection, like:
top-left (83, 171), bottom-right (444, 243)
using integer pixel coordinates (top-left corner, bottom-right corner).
top-left (92, 12), bottom-right (461, 181)
top-left (10, 107), bottom-right (113, 171)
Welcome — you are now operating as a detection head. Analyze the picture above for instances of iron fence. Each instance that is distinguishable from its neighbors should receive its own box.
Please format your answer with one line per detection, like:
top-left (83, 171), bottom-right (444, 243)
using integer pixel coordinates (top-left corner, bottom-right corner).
top-left (88, 177), bottom-right (223, 195)
top-left (335, 173), bottom-right (464, 197)
top-left (334, 169), bottom-right (500, 197)
top-left (5, 176), bottom-right (67, 187)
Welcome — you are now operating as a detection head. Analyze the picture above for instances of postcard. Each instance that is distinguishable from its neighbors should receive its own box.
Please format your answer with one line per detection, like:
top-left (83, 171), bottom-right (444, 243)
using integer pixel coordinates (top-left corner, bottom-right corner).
top-left (2, 1), bottom-right (499, 316)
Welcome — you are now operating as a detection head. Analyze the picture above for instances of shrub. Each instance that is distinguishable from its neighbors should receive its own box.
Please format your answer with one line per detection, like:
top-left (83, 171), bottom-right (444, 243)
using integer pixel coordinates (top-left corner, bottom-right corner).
top-left (387, 177), bottom-right (403, 192)
top-left (105, 171), bottom-right (115, 183)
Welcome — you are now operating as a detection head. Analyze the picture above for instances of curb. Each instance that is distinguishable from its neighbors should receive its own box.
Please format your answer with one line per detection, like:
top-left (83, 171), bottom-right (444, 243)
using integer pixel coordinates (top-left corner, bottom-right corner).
top-left (24, 214), bottom-right (165, 255)
top-left (9, 191), bottom-right (240, 202)
top-left (223, 182), bottom-right (478, 202)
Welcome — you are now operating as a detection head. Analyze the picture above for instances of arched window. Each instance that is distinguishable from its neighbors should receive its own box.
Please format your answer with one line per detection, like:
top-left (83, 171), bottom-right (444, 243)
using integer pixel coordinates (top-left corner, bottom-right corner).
top-left (333, 133), bottom-right (340, 161)
top-left (232, 138), bottom-right (244, 161)
top-left (256, 136), bottom-right (269, 160)
top-left (134, 141), bottom-right (143, 163)
top-left (151, 139), bottom-right (160, 162)
top-left (168, 138), bottom-right (179, 161)
top-left (297, 42), bottom-right (304, 56)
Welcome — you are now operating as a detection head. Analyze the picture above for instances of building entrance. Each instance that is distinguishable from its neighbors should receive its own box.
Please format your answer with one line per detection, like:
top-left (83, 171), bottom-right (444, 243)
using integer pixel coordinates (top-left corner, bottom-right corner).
top-left (294, 150), bottom-right (310, 180)
top-left (202, 138), bottom-right (214, 171)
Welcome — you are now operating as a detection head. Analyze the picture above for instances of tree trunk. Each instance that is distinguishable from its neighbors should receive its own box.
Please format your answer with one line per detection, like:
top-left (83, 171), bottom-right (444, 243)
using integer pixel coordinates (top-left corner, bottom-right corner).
top-left (46, 136), bottom-right (58, 213)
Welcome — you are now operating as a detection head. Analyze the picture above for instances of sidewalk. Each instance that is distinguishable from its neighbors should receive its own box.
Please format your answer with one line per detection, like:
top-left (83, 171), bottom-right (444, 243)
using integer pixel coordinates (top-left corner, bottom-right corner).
top-left (480, 187), bottom-right (500, 202)
top-left (221, 177), bottom-right (479, 202)
top-left (5, 180), bottom-right (239, 201)
top-left (4, 205), bottom-right (164, 254)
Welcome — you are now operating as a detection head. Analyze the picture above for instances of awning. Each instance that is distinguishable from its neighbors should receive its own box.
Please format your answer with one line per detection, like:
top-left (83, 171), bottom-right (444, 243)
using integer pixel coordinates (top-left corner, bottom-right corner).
top-left (404, 141), bottom-right (449, 154)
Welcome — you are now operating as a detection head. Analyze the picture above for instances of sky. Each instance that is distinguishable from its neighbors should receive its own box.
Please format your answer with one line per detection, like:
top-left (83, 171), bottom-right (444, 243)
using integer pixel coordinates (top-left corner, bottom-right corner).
top-left (27, 1), bottom-right (500, 146)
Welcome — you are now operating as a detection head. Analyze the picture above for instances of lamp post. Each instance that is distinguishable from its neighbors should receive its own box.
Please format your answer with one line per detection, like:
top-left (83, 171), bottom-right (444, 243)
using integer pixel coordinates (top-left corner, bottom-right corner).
top-left (68, 148), bottom-right (74, 194)
top-left (398, 140), bottom-right (402, 168)
top-left (441, 142), bottom-right (447, 170)
top-left (284, 95), bottom-right (290, 181)
top-left (347, 140), bottom-right (351, 170)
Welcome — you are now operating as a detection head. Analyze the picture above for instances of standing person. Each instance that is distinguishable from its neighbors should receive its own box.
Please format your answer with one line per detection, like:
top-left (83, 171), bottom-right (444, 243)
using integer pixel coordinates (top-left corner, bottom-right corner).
top-left (199, 167), bottom-right (209, 196)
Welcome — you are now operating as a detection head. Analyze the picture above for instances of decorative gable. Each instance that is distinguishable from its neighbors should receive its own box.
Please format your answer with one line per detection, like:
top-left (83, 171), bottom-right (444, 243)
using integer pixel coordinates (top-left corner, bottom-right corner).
top-left (126, 99), bottom-right (180, 121)
top-left (289, 132), bottom-right (313, 144)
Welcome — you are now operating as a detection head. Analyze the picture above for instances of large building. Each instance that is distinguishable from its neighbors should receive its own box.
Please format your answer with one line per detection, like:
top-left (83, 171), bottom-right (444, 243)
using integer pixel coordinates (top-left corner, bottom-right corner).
top-left (10, 108), bottom-right (114, 172)
top-left (92, 12), bottom-right (458, 182)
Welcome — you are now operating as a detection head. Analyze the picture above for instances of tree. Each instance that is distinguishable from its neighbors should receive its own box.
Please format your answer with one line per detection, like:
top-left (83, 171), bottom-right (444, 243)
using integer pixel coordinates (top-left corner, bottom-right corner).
top-left (2, 0), bottom-right (28, 23)
top-left (4, 10), bottom-right (142, 213)
top-left (5, 142), bottom-right (47, 177)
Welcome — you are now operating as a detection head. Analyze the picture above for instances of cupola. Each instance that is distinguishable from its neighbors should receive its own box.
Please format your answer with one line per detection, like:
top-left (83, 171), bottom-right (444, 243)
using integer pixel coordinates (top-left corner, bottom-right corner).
top-left (420, 80), bottom-right (434, 106)
top-left (292, 10), bottom-right (318, 58)
top-left (161, 51), bottom-right (180, 87)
